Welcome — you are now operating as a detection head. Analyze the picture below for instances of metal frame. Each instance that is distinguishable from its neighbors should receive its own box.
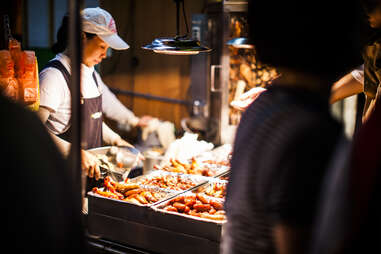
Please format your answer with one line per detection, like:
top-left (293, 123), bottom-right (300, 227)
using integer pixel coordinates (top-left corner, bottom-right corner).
top-left (67, 0), bottom-right (83, 217)
top-left (201, 0), bottom-right (248, 145)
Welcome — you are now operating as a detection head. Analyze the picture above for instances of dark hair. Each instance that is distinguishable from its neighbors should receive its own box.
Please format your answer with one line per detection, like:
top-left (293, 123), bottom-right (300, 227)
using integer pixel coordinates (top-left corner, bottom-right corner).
top-left (248, 0), bottom-right (364, 83)
top-left (361, 0), bottom-right (381, 14)
top-left (52, 14), bottom-right (97, 54)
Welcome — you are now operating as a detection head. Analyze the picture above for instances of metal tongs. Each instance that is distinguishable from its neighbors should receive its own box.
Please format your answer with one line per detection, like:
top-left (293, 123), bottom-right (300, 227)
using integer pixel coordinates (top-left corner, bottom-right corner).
top-left (101, 146), bottom-right (142, 181)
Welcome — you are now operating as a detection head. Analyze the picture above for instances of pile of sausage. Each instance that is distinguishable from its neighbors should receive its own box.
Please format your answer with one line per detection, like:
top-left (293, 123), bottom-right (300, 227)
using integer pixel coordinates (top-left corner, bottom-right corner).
top-left (92, 176), bottom-right (165, 205)
top-left (162, 193), bottom-right (226, 221)
top-left (155, 158), bottom-right (217, 177)
top-left (139, 174), bottom-right (198, 191)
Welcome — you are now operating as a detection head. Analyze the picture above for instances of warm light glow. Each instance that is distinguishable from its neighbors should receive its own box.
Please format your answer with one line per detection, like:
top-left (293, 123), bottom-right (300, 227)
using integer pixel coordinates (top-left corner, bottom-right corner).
top-left (231, 44), bottom-right (254, 49)
top-left (153, 49), bottom-right (199, 55)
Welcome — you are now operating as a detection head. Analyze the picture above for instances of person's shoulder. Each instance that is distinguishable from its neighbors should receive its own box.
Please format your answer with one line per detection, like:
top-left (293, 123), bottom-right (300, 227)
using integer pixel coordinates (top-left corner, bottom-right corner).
top-left (39, 65), bottom-right (68, 90)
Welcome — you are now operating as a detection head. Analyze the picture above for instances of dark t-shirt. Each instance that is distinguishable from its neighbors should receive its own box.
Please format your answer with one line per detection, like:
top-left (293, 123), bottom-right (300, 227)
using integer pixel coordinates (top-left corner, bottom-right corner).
top-left (221, 85), bottom-right (341, 254)
top-left (363, 30), bottom-right (381, 100)
top-left (0, 95), bottom-right (85, 253)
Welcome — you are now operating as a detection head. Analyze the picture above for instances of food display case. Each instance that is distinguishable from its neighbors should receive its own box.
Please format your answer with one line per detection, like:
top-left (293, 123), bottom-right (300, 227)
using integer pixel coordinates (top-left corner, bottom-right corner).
top-left (189, 0), bottom-right (278, 145)
top-left (87, 152), bottom-right (230, 254)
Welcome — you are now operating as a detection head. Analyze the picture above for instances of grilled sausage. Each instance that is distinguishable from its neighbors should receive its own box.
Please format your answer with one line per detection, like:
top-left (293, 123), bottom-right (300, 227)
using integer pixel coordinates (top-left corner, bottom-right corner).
top-left (173, 202), bottom-right (187, 212)
top-left (164, 206), bottom-right (178, 212)
top-left (193, 203), bottom-right (211, 212)
top-left (209, 200), bottom-right (224, 210)
top-left (115, 182), bottom-right (140, 194)
top-left (124, 188), bottom-right (143, 197)
top-left (199, 212), bottom-right (226, 221)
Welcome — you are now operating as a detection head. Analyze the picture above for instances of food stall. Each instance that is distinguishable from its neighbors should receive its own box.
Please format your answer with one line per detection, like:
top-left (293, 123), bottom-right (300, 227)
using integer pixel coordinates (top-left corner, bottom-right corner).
top-left (86, 144), bottom-right (231, 253)
top-left (0, 1), bottom-right (272, 253)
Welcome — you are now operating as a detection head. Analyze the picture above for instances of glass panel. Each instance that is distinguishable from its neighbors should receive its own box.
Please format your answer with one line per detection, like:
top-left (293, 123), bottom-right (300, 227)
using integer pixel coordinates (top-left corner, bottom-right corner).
top-left (227, 14), bottom-right (279, 125)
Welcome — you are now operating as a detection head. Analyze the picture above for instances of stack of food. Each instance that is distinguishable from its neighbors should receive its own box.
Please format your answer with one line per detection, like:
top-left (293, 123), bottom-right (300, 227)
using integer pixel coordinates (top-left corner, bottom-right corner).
top-left (92, 176), bottom-right (170, 205)
top-left (137, 173), bottom-right (199, 191)
top-left (154, 157), bottom-right (229, 177)
top-left (161, 193), bottom-right (226, 221)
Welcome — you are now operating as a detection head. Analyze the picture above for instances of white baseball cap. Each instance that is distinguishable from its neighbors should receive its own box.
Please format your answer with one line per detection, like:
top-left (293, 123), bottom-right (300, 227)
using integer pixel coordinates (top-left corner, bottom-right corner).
top-left (81, 7), bottom-right (129, 50)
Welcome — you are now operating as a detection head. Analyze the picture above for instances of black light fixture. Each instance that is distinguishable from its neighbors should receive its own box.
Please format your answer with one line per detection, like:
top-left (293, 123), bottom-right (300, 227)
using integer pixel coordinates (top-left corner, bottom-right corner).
top-left (226, 37), bottom-right (254, 49)
top-left (142, 0), bottom-right (211, 55)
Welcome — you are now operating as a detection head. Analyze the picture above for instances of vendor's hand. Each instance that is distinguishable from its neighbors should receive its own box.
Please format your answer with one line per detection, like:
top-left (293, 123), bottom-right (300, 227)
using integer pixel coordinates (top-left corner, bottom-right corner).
top-left (137, 153), bottom-right (145, 161)
top-left (230, 87), bottom-right (267, 111)
top-left (81, 150), bottom-right (101, 180)
top-left (112, 137), bottom-right (134, 148)
top-left (137, 115), bottom-right (153, 127)
top-left (113, 138), bottom-right (145, 161)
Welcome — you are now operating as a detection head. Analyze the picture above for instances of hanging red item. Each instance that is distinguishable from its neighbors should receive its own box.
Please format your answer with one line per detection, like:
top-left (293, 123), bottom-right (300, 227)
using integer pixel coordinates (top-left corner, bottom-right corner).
top-left (0, 50), bottom-right (19, 101)
top-left (0, 38), bottom-right (40, 111)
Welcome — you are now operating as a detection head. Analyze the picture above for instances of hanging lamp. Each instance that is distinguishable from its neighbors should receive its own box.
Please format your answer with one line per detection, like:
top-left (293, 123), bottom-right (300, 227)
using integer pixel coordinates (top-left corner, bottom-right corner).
top-left (226, 37), bottom-right (254, 49)
top-left (142, 0), bottom-right (211, 55)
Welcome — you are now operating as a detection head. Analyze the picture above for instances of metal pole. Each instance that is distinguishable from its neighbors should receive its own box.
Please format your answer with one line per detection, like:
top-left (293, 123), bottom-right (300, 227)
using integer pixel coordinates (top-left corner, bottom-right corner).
top-left (175, 0), bottom-right (180, 37)
top-left (68, 0), bottom-right (83, 216)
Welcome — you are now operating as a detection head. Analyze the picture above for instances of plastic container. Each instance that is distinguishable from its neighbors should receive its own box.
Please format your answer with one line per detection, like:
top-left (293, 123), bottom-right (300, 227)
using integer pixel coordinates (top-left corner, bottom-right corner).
top-left (17, 51), bottom-right (38, 104)
top-left (0, 50), bottom-right (19, 101)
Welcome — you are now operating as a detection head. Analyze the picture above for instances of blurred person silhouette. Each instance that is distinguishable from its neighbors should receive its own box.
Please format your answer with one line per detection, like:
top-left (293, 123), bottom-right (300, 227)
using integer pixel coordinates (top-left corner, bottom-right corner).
top-left (0, 94), bottom-right (85, 253)
top-left (330, 0), bottom-right (381, 123)
top-left (235, 0), bottom-right (381, 127)
top-left (310, 2), bottom-right (381, 249)
top-left (220, 1), bottom-right (363, 254)
top-left (310, 85), bottom-right (381, 254)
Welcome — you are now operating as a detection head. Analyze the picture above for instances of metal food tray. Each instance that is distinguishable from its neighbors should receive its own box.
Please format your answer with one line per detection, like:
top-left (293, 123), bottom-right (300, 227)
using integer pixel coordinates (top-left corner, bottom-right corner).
top-left (153, 192), bottom-right (226, 223)
top-left (87, 184), bottom-right (179, 228)
top-left (150, 192), bottom-right (226, 242)
top-left (130, 169), bottom-right (211, 192)
top-left (88, 184), bottom-right (179, 207)
top-left (87, 184), bottom-right (224, 253)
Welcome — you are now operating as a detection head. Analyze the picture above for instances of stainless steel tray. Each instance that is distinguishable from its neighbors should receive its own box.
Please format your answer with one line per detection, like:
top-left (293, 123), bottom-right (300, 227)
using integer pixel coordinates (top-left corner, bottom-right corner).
top-left (89, 184), bottom-right (179, 207)
top-left (152, 192), bottom-right (226, 224)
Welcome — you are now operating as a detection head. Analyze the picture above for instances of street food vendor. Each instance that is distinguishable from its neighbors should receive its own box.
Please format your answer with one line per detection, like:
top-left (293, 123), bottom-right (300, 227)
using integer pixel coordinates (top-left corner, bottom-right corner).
top-left (37, 7), bottom-right (151, 180)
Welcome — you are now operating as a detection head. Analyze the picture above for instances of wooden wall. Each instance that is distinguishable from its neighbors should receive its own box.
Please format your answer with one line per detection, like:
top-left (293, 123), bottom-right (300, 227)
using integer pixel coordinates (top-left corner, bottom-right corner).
top-left (99, 0), bottom-right (206, 129)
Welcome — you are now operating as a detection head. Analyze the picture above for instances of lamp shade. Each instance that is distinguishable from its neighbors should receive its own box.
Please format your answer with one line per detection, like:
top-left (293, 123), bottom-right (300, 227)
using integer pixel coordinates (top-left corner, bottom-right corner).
top-left (142, 37), bottom-right (211, 55)
top-left (226, 37), bottom-right (254, 49)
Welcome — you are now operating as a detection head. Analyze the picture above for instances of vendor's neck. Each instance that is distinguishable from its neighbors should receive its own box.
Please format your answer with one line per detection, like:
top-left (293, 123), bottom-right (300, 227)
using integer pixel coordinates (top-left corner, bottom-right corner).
top-left (62, 49), bottom-right (91, 67)
top-left (272, 68), bottom-right (331, 98)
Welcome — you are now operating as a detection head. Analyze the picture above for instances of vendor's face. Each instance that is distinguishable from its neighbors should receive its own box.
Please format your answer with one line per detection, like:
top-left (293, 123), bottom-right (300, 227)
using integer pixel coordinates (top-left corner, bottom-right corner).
top-left (82, 34), bottom-right (109, 67)
top-left (367, 7), bottom-right (381, 28)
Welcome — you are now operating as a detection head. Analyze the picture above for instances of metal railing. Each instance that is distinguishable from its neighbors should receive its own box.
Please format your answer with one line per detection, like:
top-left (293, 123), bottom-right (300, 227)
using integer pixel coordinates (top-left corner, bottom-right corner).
top-left (110, 87), bottom-right (191, 106)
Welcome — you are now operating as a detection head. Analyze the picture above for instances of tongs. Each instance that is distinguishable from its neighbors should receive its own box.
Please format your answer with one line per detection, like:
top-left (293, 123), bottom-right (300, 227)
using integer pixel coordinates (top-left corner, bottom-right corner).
top-left (99, 146), bottom-right (142, 181)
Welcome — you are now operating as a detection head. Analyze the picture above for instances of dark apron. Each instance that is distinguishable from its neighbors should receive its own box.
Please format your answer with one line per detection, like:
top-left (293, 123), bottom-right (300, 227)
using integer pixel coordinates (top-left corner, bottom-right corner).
top-left (42, 60), bottom-right (103, 190)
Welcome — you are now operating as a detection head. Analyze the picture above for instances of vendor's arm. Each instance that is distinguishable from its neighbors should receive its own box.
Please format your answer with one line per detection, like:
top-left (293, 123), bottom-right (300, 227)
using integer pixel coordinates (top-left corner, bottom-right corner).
top-left (37, 106), bottom-right (101, 179)
top-left (329, 66), bottom-right (364, 104)
top-left (102, 121), bottom-right (133, 147)
top-left (98, 74), bottom-right (152, 128)
top-left (37, 106), bottom-right (71, 156)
